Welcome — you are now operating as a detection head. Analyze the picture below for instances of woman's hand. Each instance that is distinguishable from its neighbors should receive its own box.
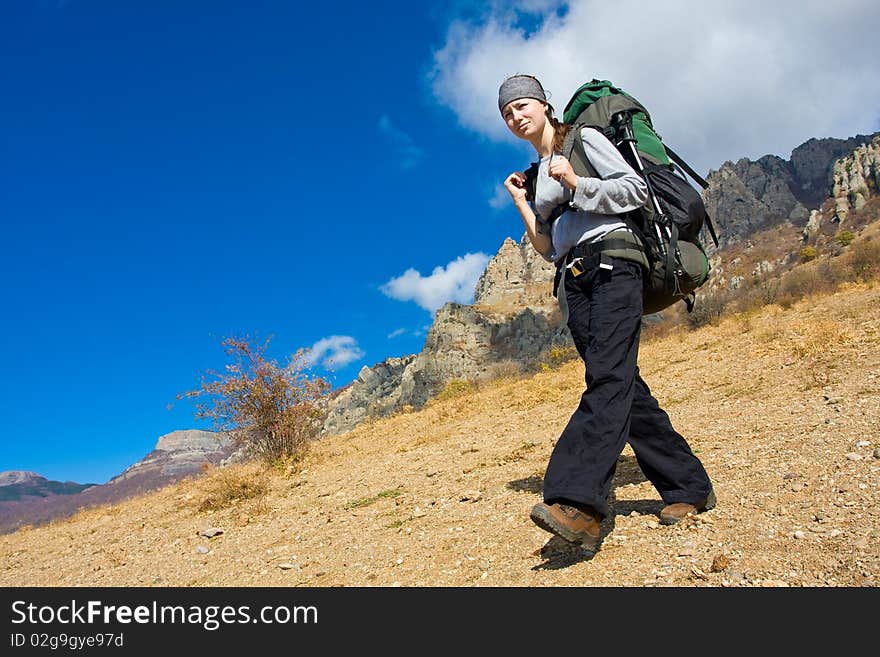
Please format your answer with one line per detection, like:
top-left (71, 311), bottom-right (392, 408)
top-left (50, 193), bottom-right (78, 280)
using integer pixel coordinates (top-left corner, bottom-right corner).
top-left (548, 155), bottom-right (578, 191)
top-left (504, 171), bottom-right (528, 203)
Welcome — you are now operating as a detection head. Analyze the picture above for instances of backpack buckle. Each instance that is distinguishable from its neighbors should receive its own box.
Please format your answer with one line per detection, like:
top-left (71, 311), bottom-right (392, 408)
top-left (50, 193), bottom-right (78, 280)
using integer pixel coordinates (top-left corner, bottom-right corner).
top-left (569, 258), bottom-right (586, 278)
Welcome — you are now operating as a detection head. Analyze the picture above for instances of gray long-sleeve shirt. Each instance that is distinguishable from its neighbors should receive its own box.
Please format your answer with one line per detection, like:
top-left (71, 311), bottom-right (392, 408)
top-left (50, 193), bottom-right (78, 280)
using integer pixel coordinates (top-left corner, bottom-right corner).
top-left (531, 127), bottom-right (648, 262)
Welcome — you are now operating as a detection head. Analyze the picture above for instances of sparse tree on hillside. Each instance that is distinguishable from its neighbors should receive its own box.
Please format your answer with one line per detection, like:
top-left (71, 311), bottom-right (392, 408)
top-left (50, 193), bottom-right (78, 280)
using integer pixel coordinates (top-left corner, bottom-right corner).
top-left (178, 335), bottom-right (330, 464)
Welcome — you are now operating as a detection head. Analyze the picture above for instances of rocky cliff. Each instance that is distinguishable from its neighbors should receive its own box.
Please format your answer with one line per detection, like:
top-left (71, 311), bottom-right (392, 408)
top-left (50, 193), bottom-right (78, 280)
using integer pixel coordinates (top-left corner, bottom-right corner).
top-left (108, 429), bottom-right (237, 483)
top-left (703, 132), bottom-right (879, 250)
top-left (832, 135), bottom-right (880, 222)
top-left (321, 236), bottom-right (568, 436)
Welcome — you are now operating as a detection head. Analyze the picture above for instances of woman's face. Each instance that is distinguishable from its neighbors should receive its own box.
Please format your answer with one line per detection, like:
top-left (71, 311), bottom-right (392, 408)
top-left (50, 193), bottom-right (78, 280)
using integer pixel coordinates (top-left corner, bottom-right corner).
top-left (502, 98), bottom-right (547, 141)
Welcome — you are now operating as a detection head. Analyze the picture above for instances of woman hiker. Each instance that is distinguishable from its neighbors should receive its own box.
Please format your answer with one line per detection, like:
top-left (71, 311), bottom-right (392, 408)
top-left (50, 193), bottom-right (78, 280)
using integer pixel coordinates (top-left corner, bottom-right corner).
top-left (499, 74), bottom-right (715, 551)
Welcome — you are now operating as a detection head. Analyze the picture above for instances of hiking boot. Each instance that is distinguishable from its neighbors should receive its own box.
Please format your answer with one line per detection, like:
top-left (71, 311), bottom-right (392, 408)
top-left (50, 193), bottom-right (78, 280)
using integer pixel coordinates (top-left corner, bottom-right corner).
top-left (530, 501), bottom-right (602, 549)
top-left (659, 489), bottom-right (717, 525)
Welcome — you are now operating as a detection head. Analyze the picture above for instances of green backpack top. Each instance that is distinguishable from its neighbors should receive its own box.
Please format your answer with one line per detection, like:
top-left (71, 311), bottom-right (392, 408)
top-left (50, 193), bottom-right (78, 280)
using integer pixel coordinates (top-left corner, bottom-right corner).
top-left (563, 79), bottom-right (670, 166)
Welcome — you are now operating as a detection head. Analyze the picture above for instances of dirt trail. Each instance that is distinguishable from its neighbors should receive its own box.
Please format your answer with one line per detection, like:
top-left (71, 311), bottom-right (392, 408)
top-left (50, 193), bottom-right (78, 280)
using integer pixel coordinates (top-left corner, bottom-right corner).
top-left (2, 283), bottom-right (878, 587)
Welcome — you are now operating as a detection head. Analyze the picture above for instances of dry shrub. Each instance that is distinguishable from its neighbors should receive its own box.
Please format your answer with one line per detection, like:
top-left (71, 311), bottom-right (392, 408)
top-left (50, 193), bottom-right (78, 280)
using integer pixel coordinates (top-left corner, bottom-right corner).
top-left (685, 290), bottom-right (731, 328)
top-left (843, 235), bottom-right (880, 280)
top-left (178, 335), bottom-right (329, 464)
top-left (739, 276), bottom-right (782, 312)
top-left (835, 230), bottom-right (856, 247)
top-left (435, 379), bottom-right (476, 402)
top-left (790, 319), bottom-right (853, 361)
top-left (198, 466), bottom-right (269, 512)
top-left (481, 360), bottom-right (523, 383)
top-left (755, 306), bottom-right (786, 344)
top-left (539, 344), bottom-right (579, 370)
top-left (776, 266), bottom-right (831, 308)
top-left (798, 246), bottom-right (817, 262)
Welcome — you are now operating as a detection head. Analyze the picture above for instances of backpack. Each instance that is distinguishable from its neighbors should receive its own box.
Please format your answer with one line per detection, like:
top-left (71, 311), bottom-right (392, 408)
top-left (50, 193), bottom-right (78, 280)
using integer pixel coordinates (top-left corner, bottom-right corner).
top-left (533, 79), bottom-right (720, 314)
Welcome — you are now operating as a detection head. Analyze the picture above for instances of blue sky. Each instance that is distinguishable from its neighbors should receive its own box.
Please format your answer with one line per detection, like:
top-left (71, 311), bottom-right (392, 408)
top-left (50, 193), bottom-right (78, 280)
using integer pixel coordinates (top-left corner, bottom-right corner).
top-left (2, 1), bottom-right (879, 485)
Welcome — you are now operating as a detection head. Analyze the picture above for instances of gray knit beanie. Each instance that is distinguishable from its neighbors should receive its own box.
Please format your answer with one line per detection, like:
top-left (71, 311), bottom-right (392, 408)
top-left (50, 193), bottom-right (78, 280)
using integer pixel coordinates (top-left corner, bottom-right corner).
top-left (498, 75), bottom-right (547, 113)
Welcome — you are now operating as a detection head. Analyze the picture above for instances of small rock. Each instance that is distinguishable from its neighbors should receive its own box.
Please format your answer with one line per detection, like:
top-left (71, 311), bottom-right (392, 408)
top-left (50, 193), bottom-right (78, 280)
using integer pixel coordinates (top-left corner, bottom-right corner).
top-left (678, 544), bottom-right (696, 557)
top-left (195, 546), bottom-right (210, 554)
top-left (690, 566), bottom-right (708, 580)
top-left (460, 491), bottom-right (482, 503)
top-left (412, 507), bottom-right (427, 518)
top-left (278, 563), bottom-right (300, 571)
top-left (846, 453), bottom-right (862, 461)
top-left (873, 448), bottom-right (880, 459)
top-left (728, 570), bottom-right (745, 582)
top-left (760, 579), bottom-right (790, 587)
top-left (827, 529), bottom-right (843, 538)
top-left (198, 528), bottom-right (224, 538)
top-left (710, 554), bottom-right (730, 572)
top-left (793, 531), bottom-right (806, 539)
top-left (855, 440), bottom-right (871, 448)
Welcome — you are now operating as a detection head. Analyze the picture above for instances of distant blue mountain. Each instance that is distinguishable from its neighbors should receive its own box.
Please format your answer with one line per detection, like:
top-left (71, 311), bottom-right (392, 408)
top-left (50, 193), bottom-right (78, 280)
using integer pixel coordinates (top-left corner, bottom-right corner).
top-left (0, 472), bottom-right (96, 502)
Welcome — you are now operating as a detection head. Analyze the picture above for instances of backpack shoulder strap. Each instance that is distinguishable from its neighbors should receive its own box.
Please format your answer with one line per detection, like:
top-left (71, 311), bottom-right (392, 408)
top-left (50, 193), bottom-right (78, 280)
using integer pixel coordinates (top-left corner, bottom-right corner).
top-left (522, 161), bottom-right (539, 203)
top-left (562, 124), bottom-right (599, 179)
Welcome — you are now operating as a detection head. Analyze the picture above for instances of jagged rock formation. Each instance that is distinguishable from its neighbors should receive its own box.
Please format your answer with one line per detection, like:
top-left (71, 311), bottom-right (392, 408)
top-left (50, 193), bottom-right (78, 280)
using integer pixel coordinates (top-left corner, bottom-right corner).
top-left (109, 429), bottom-right (236, 482)
top-left (472, 236), bottom-right (557, 306)
top-left (791, 134), bottom-right (880, 207)
top-left (832, 136), bottom-right (880, 222)
top-left (703, 132), bottom-right (880, 250)
top-left (320, 355), bottom-right (416, 436)
top-left (802, 136), bottom-right (880, 241)
top-left (395, 301), bottom-right (565, 409)
top-left (321, 236), bottom-right (567, 436)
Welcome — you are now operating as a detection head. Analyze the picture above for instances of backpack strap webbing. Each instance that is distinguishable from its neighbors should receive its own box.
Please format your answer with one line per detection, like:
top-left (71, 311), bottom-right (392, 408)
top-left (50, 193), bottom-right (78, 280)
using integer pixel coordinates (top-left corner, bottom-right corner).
top-left (562, 125), bottom-right (600, 179)
top-left (665, 146), bottom-right (708, 189)
top-left (567, 237), bottom-right (645, 262)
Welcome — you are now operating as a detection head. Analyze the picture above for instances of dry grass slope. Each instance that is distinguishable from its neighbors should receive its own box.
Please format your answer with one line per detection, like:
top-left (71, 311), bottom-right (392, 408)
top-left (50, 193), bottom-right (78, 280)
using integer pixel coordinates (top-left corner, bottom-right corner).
top-left (2, 283), bottom-right (878, 587)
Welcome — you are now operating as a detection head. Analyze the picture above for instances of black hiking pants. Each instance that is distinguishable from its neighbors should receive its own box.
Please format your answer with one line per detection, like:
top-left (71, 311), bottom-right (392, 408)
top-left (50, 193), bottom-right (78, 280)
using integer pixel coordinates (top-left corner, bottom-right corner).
top-left (542, 254), bottom-right (713, 518)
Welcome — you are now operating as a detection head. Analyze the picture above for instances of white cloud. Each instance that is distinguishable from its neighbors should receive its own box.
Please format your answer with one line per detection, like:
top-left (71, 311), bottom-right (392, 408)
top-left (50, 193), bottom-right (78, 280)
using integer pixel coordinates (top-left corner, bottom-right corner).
top-left (380, 252), bottom-right (491, 313)
top-left (387, 328), bottom-right (406, 339)
top-left (488, 183), bottom-right (510, 210)
top-left (429, 0), bottom-right (880, 174)
top-left (378, 114), bottom-right (424, 170)
top-left (303, 335), bottom-right (365, 371)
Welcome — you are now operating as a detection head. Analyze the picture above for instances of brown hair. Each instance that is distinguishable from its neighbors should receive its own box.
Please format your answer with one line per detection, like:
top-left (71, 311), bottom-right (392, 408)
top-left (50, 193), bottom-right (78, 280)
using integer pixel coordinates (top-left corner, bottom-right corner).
top-left (546, 105), bottom-right (571, 154)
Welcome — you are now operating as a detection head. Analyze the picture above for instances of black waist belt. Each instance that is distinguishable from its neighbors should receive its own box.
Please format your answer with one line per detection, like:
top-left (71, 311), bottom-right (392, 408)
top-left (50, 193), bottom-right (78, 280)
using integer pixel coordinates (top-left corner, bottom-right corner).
top-left (566, 237), bottom-right (643, 263)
